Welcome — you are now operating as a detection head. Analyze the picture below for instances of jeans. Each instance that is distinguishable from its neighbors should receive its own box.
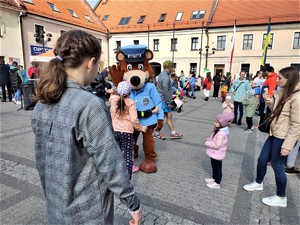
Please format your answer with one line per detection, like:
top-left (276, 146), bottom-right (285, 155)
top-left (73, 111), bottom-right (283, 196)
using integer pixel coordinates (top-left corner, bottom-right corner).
top-left (190, 85), bottom-right (195, 97)
top-left (14, 88), bottom-right (21, 101)
top-left (233, 101), bottom-right (243, 121)
top-left (211, 158), bottom-right (222, 184)
top-left (256, 136), bottom-right (287, 197)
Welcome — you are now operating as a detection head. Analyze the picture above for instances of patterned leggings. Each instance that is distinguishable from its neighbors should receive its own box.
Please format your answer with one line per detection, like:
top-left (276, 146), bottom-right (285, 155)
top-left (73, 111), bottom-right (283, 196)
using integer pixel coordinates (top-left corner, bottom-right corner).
top-left (114, 131), bottom-right (134, 179)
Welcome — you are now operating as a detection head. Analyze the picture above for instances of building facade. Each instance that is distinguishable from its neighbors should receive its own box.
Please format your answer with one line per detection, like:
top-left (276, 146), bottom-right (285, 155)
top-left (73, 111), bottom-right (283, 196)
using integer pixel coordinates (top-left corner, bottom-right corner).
top-left (94, 0), bottom-right (300, 76)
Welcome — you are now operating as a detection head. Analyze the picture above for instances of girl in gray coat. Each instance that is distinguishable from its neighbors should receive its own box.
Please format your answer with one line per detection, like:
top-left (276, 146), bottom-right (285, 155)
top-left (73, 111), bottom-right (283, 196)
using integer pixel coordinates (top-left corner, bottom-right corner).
top-left (31, 30), bottom-right (142, 225)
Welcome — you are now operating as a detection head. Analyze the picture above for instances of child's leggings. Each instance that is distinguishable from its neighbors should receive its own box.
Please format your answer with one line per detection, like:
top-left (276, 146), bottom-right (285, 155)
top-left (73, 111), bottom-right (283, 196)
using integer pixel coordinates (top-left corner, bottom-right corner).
top-left (211, 158), bottom-right (222, 184)
top-left (246, 117), bottom-right (253, 129)
top-left (114, 131), bottom-right (134, 179)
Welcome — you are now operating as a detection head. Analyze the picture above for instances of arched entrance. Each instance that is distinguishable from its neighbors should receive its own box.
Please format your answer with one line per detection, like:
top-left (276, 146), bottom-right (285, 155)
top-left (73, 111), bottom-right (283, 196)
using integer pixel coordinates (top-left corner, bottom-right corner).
top-left (150, 62), bottom-right (161, 82)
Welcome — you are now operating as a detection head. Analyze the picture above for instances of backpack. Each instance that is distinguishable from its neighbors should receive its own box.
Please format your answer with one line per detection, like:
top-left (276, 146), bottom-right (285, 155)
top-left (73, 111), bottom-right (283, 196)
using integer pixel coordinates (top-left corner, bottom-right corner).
top-left (9, 68), bottom-right (21, 89)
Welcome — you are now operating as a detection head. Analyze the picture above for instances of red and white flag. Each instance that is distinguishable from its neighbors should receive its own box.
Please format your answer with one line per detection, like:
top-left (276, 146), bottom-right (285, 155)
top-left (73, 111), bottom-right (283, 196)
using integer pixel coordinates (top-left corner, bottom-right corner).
top-left (229, 25), bottom-right (236, 65)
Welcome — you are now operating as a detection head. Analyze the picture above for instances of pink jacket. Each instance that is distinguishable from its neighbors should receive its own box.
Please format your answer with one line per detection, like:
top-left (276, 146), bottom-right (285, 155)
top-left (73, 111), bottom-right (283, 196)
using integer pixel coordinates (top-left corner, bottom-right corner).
top-left (109, 95), bottom-right (143, 133)
top-left (205, 127), bottom-right (229, 160)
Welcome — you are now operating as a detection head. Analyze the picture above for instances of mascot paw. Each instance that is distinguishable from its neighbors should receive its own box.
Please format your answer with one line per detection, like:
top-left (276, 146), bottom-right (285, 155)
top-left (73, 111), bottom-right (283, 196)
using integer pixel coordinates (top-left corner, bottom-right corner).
top-left (140, 159), bottom-right (157, 173)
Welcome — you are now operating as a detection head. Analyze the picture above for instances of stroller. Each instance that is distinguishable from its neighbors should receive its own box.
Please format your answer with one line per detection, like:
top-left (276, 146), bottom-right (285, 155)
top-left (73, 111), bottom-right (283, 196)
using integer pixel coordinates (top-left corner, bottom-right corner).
top-left (169, 89), bottom-right (184, 113)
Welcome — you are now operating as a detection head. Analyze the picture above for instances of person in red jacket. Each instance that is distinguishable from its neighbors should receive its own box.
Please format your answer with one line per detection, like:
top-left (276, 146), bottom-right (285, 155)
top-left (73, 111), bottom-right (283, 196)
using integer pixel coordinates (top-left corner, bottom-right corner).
top-left (259, 66), bottom-right (278, 117)
top-left (203, 72), bottom-right (213, 101)
top-left (27, 62), bottom-right (39, 79)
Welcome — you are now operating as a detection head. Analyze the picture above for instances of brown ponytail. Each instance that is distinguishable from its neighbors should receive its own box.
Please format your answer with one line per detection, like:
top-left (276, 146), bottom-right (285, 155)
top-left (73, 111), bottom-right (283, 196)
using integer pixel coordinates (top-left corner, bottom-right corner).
top-left (33, 30), bottom-right (101, 104)
top-left (116, 95), bottom-right (127, 116)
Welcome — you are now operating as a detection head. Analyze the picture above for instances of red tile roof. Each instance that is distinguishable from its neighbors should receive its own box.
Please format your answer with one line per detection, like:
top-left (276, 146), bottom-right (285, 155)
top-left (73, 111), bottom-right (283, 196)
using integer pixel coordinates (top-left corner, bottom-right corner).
top-left (210, 0), bottom-right (300, 27)
top-left (94, 0), bottom-right (300, 33)
top-left (21, 0), bottom-right (107, 32)
top-left (94, 0), bottom-right (214, 33)
top-left (0, 0), bottom-right (25, 11)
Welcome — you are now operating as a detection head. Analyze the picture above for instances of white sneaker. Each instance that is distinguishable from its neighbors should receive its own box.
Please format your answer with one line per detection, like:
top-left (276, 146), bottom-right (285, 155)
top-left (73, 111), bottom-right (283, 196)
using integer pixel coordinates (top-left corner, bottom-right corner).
top-left (204, 178), bottom-right (215, 183)
top-left (15, 101), bottom-right (21, 104)
top-left (206, 181), bottom-right (220, 189)
top-left (262, 195), bottom-right (287, 207)
top-left (243, 181), bottom-right (263, 191)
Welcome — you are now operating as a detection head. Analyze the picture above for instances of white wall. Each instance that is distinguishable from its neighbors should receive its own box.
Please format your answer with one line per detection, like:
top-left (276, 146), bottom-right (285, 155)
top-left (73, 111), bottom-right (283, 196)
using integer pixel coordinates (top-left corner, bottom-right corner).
top-left (0, 8), bottom-right (24, 65)
top-left (108, 23), bottom-right (300, 76)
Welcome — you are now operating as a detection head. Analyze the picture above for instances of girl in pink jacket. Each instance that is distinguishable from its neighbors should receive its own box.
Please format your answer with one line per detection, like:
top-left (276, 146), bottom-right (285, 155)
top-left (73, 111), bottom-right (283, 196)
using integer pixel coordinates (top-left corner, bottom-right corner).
top-left (205, 112), bottom-right (234, 189)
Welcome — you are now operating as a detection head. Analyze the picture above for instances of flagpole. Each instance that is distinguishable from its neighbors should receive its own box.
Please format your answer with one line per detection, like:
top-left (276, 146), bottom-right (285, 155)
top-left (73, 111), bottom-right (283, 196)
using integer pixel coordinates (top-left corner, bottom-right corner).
top-left (261, 18), bottom-right (271, 70)
top-left (264, 17), bottom-right (271, 67)
top-left (229, 20), bottom-right (236, 75)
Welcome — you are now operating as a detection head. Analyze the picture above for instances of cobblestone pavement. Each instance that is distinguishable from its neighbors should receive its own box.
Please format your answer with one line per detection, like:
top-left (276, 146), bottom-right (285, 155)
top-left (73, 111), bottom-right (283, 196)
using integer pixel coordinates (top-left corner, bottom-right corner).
top-left (0, 92), bottom-right (299, 225)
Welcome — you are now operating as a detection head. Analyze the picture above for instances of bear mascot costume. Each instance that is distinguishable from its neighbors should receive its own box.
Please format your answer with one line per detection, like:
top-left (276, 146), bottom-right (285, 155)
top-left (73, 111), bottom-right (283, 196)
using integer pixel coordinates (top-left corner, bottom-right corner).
top-left (109, 45), bottom-right (164, 173)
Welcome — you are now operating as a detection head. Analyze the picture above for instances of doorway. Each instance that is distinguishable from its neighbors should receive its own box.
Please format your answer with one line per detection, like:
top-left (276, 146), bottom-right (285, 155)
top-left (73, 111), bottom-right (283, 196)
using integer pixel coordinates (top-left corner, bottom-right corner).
top-left (214, 64), bottom-right (225, 76)
top-left (150, 62), bottom-right (161, 83)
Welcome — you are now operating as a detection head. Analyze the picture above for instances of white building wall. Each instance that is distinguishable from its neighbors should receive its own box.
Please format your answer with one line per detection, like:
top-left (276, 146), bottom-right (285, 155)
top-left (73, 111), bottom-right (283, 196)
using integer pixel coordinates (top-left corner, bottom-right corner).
top-left (21, 14), bottom-right (108, 70)
top-left (0, 8), bottom-right (24, 65)
top-left (108, 23), bottom-right (300, 77)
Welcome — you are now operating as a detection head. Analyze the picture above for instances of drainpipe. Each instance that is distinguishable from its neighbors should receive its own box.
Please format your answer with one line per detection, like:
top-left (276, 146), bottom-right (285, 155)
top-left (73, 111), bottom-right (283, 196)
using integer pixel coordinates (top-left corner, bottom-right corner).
top-left (19, 11), bottom-right (27, 68)
top-left (107, 30), bottom-right (111, 66)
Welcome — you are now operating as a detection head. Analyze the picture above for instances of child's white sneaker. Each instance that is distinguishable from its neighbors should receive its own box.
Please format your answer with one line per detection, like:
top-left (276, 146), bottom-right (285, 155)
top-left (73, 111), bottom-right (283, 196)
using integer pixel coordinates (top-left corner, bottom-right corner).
top-left (243, 181), bottom-right (263, 191)
top-left (262, 195), bottom-right (287, 207)
top-left (204, 178), bottom-right (215, 183)
top-left (206, 181), bottom-right (220, 189)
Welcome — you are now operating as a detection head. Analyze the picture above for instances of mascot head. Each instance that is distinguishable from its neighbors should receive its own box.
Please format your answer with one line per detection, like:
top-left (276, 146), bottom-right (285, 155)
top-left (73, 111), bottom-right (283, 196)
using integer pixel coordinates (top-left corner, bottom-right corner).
top-left (114, 45), bottom-right (154, 90)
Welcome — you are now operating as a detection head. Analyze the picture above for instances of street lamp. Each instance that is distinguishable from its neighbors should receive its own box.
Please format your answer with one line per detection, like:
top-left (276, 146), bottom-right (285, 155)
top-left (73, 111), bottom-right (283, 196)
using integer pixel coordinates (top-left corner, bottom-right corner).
top-left (204, 45), bottom-right (216, 69)
top-left (198, 48), bottom-right (203, 76)
top-left (34, 31), bottom-right (52, 53)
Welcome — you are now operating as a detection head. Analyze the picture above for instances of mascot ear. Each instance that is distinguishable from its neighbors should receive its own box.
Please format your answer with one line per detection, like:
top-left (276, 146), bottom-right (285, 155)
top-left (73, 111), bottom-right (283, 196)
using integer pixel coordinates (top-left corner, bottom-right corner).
top-left (145, 49), bottom-right (154, 61)
top-left (116, 51), bottom-right (125, 62)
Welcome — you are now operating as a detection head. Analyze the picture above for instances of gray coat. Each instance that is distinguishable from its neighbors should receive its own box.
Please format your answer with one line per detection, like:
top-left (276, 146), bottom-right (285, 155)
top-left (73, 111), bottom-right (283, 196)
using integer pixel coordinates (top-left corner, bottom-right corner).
top-left (32, 80), bottom-right (139, 225)
top-left (156, 70), bottom-right (173, 102)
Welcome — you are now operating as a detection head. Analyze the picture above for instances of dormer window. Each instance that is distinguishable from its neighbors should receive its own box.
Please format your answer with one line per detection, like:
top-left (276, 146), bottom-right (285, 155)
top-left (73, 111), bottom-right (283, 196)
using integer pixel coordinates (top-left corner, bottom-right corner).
top-left (137, 16), bottom-right (146, 24)
top-left (158, 13), bottom-right (166, 22)
top-left (119, 17), bottom-right (131, 25)
top-left (47, 2), bottom-right (59, 12)
top-left (84, 15), bottom-right (93, 23)
top-left (102, 15), bottom-right (109, 21)
top-left (175, 12), bottom-right (183, 21)
top-left (68, 9), bottom-right (78, 18)
top-left (191, 10), bottom-right (205, 20)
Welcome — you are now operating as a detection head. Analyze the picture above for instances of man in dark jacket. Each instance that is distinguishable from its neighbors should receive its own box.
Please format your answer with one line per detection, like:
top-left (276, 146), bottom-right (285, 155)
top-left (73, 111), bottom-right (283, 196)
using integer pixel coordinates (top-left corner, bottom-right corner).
top-left (0, 56), bottom-right (12, 102)
top-left (213, 73), bottom-right (222, 99)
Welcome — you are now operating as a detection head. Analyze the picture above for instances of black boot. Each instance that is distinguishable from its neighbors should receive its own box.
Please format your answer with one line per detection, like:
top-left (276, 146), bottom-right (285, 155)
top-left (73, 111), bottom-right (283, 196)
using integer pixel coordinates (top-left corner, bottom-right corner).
top-left (232, 118), bottom-right (237, 124)
top-left (204, 97), bottom-right (209, 101)
top-left (237, 119), bottom-right (242, 125)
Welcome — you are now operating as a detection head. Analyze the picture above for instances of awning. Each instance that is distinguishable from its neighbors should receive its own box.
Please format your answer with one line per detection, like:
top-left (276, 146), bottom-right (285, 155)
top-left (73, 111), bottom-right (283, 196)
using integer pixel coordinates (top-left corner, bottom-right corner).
top-left (30, 49), bottom-right (55, 62)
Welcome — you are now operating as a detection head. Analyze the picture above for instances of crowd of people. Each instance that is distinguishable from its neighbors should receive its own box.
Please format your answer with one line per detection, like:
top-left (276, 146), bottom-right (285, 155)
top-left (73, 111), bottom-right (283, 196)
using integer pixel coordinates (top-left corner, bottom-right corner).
top-left (0, 58), bottom-right (38, 104)
top-left (1, 30), bottom-right (299, 224)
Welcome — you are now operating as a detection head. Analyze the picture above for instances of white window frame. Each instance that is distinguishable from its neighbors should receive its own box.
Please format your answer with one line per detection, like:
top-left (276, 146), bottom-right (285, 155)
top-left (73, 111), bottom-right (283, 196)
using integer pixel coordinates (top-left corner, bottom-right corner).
top-left (175, 12), bottom-right (183, 21)
top-left (292, 31), bottom-right (300, 49)
top-left (242, 34), bottom-right (254, 50)
top-left (261, 32), bottom-right (274, 49)
top-left (216, 35), bottom-right (226, 50)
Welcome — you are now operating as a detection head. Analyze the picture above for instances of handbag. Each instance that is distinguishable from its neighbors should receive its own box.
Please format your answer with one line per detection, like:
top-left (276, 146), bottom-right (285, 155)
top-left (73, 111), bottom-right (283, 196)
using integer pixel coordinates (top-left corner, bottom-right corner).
top-left (258, 112), bottom-right (271, 133)
top-left (203, 83), bottom-right (207, 89)
top-left (258, 90), bottom-right (300, 133)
